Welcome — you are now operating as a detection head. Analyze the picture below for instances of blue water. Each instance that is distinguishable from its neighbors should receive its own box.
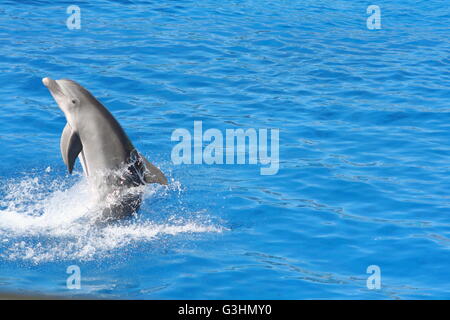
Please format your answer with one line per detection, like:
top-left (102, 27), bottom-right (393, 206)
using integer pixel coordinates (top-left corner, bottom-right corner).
top-left (0, 0), bottom-right (449, 299)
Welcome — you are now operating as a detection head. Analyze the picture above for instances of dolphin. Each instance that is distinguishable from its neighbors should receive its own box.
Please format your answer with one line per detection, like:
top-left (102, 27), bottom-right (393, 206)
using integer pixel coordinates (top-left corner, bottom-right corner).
top-left (42, 77), bottom-right (167, 221)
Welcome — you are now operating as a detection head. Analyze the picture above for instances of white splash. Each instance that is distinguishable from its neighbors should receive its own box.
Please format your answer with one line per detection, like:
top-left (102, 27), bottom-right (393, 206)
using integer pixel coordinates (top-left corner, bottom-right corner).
top-left (0, 171), bottom-right (222, 263)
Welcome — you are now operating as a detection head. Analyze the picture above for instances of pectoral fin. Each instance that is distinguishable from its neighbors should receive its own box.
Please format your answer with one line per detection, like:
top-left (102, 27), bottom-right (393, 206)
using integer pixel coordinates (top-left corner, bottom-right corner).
top-left (139, 153), bottom-right (168, 185)
top-left (60, 123), bottom-right (82, 174)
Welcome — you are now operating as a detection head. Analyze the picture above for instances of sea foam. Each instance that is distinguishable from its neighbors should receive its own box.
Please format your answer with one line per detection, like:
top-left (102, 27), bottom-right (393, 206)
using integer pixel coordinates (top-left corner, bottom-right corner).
top-left (0, 169), bottom-right (222, 263)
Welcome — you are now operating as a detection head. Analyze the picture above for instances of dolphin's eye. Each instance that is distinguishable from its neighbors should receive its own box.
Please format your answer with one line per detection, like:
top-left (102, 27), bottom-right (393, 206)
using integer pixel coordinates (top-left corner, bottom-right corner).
top-left (71, 99), bottom-right (76, 104)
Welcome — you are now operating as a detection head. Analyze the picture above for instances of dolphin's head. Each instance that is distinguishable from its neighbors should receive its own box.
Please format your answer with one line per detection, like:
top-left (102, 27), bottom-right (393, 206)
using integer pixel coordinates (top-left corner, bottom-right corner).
top-left (42, 77), bottom-right (97, 128)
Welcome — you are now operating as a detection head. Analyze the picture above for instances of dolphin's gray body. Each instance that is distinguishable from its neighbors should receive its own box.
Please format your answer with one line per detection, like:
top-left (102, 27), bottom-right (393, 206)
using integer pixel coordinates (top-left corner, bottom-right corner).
top-left (43, 77), bottom-right (167, 220)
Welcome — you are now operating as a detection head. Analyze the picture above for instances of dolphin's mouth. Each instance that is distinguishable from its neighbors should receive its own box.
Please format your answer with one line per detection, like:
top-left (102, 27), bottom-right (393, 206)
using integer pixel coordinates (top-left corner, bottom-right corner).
top-left (42, 77), bottom-right (64, 96)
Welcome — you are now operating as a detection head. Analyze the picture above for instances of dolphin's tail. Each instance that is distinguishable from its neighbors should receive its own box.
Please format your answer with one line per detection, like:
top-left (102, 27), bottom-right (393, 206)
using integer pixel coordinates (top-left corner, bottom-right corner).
top-left (127, 150), bottom-right (168, 186)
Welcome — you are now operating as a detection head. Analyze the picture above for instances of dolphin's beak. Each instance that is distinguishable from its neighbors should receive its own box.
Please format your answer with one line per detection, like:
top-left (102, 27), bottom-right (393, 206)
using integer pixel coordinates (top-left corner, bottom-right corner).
top-left (42, 77), bottom-right (64, 97)
top-left (42, 77), bottom-right (51, 87)
top-left (42, 77), bottom-right (57, 90)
